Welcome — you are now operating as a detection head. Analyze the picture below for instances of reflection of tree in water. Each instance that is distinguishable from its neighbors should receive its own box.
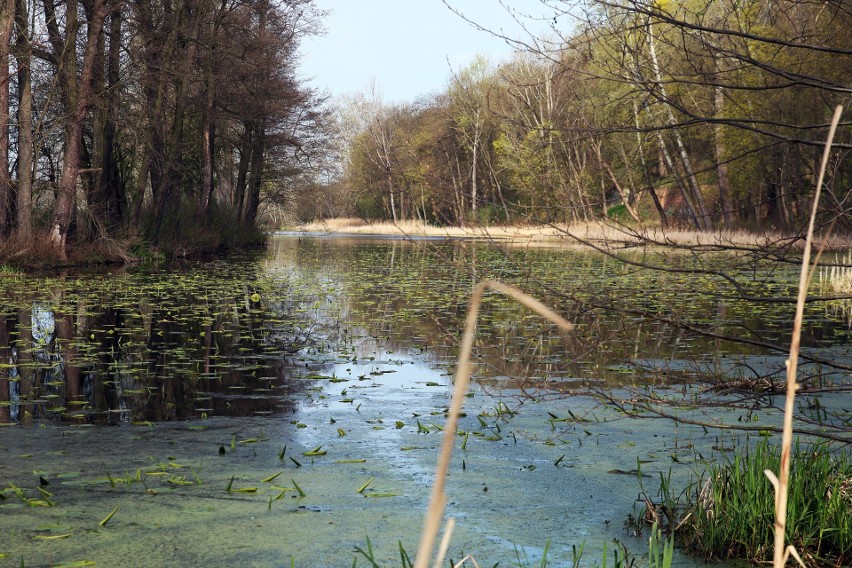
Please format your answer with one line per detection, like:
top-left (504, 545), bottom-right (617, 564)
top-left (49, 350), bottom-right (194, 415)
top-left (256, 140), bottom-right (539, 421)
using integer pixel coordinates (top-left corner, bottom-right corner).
top-left (277, 238), bottom-right (852, 399)
top-left (0, 273), bottom-right (314, 424)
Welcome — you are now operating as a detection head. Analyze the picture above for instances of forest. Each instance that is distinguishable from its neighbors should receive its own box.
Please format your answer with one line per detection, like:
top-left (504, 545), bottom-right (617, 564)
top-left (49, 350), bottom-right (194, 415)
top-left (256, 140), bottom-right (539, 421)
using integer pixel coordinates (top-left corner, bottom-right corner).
top-left (0, 0), bottom-right (326, 262)
top-left (0, 0), bottom-right (851, 264)
top-left (316, 0), bottom-right (851, 235)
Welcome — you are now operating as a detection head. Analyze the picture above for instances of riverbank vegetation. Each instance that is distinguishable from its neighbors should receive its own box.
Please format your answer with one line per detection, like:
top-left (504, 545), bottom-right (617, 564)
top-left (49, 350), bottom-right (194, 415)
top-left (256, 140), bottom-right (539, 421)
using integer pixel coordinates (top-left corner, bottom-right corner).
top-left (0, 0), bottom-right (327, 266)
top-left (677, 439), bottom-right (852, 565)
top-left (302, 1), bottom-right (850, 240)
top-left (1, 0), bottom-right (849, 267)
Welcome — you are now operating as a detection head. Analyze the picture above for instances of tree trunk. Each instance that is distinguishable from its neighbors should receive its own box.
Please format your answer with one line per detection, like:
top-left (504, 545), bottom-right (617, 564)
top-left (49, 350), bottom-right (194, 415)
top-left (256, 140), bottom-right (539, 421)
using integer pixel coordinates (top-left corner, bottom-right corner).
top-left (198, 1), bottom-right (223, 222)
top-left (593, 139), bottom-right (642, 223)
top-left (647, 23), bottom-right (712, 231)
top-left (633, 100), bottom-right (667, 228)
top-left (470, 128), bottom-right (479, 215)
top-left (235, 125), bottom-right (251, 217)
top-left (0, 0), bottom-right (13, 236)
top-left (151, 5), bottom-right (198, 239)
top-left (656, 129), bottom-right (701, 229)
top-left (14, 0), bottom-right (32, 240)
top-left (90, 5), bottom-right (124, 234)
top-left (244, 121), bottom-right (265, 226)
top-left (385, 168), bottom-right (397, 222)
top-left (48, 0), bottom-right (107, 259)
top-left (199, 98), bottom-right (215, 220)
top-left (713, 82), bottom-right (733, 226)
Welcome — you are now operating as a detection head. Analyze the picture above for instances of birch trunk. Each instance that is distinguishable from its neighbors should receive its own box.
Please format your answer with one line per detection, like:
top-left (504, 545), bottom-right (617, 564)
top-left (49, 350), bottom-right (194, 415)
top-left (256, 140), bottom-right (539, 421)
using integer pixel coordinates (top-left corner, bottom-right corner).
top-left (647, 23), bottom-right (712, 231)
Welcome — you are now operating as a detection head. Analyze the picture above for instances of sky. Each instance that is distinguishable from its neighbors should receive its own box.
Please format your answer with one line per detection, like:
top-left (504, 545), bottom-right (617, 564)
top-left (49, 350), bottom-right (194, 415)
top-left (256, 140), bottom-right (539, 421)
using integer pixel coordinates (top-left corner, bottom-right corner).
top-left (298, 0), bottom-right (564, 104)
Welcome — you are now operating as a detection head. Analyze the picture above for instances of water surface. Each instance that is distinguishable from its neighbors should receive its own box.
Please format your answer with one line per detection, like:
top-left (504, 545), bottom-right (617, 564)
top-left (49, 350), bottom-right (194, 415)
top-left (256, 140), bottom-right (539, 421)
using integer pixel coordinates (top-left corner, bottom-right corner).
top-left (1, 235), bottom-right (848, 566)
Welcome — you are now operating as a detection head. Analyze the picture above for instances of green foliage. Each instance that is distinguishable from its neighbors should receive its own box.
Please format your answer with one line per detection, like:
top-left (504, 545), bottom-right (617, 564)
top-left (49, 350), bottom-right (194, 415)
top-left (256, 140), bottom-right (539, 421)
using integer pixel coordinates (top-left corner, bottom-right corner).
top-left (0, 263), bottom-right (22, 275)
top-left (328, 0), bottom-right (851, 231)
top-left (474, 204), bottom-right (508, 226)
top-left (606, 204), bottom-right (629, 222)
top-left (680, 439), bottom-right (852, 565)
top-left (355, 192), bottom-right (386, 221)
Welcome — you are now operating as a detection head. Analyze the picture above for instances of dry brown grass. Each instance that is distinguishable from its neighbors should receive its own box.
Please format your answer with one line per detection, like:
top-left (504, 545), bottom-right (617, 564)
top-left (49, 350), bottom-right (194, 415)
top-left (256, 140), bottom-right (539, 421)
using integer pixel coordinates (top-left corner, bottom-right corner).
top-left (0, 231), bottom-right (139, 269)
top-left (295, 218), bottom-right (852, 251)
top-left (0, 232), bottom-right (67, 268)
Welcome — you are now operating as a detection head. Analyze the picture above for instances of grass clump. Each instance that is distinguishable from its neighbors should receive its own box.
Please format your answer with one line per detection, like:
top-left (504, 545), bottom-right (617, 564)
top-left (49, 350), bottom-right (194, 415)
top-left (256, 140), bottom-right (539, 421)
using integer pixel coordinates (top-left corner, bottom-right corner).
top-left (680, 439), bottom-right (851, 566)
top-left (818, 251), bottom-right (852, 294)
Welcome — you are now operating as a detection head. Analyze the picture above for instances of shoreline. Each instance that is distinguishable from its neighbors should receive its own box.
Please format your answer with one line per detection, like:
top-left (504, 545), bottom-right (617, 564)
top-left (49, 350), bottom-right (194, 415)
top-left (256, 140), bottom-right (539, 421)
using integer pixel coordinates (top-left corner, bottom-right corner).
top-left (289, 218), bottom-right (852, 251)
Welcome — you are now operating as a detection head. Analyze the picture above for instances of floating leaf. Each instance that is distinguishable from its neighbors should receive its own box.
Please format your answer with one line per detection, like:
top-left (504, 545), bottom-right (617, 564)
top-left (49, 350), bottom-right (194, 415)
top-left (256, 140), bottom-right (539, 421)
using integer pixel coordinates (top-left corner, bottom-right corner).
top-left (34, 533), bottom-right (72, 540)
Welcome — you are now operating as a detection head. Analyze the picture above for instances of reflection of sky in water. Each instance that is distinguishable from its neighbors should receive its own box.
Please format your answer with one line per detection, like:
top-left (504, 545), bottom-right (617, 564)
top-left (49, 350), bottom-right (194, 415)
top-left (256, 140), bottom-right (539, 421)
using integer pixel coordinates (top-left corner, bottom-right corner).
top-left (31, 302), bottom-right (55, 346)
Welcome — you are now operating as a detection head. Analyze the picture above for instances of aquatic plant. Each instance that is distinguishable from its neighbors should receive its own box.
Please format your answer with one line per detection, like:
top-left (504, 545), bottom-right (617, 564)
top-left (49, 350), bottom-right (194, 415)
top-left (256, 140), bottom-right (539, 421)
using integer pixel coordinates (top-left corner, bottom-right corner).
top-left (679, 439), bottom-right (851, 565)
top-left (817, 251), bottom-right (852, 295)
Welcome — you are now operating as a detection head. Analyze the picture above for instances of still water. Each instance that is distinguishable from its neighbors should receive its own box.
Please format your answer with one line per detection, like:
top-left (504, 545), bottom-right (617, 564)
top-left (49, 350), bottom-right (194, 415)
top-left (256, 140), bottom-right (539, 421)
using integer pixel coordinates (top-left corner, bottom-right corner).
top-left (0, 235), bottom-right (848, 566)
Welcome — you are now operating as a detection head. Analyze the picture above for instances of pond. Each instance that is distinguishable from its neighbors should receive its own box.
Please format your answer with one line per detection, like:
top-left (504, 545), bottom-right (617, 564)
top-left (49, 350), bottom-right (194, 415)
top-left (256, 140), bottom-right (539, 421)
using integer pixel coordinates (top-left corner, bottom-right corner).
top-left (1, 235), bottom-right (849, 567)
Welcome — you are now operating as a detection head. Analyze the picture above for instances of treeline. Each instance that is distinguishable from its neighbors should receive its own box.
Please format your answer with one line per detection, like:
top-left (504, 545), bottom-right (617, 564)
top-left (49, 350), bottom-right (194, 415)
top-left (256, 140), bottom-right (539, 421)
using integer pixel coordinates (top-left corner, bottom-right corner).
top-left (314, 0), bottom-right (851, 231)
top-left (0, 0), bottom-right (325, 261)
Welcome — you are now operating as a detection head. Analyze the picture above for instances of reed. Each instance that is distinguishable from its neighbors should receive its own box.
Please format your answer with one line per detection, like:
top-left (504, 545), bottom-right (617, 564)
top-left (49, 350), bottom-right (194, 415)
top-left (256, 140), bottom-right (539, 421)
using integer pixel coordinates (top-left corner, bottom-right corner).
top-left (294, 218), bottom-right (852, 250)
top-left (681, 439), bottom-right (851, 565)
top-left (413, 280), bottom-right (574, 568)
top-left (818, 250), bottom-right (852, 294)
top-left (764, 105), bottom-right (844, 568)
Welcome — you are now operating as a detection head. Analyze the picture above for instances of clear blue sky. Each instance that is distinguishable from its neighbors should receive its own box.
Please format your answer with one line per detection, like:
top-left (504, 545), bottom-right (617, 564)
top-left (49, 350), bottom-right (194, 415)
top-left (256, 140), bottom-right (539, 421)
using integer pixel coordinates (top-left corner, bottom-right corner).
top-left (298, 0), bottom-right (563, 104)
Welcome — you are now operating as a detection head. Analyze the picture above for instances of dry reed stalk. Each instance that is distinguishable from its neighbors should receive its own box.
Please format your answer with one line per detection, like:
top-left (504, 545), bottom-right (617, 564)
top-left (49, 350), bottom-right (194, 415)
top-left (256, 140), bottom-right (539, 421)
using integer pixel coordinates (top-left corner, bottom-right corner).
top-left (296, 218), bottom-right (852, 250)
top-left (765, 105), bottom-right (843, 568)
top-left (433, 517), bottom-right (455, 568)
top-left (413, 280), bottom-right (574, 568)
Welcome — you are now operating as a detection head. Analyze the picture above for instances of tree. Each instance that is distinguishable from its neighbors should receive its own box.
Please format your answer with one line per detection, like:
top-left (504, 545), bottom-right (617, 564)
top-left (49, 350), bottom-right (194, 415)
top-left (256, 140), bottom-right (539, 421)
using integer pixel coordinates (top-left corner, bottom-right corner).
top-left (448, 55), bottom-right (495, 219)
top-left (14, 0), bottom-right (33, 241)
top-left (44, 0), bottom-right (108, 259)
top-left (0, 0), bottom-right (325, 261)
top-left (0, 0), bottom-right (12, 236)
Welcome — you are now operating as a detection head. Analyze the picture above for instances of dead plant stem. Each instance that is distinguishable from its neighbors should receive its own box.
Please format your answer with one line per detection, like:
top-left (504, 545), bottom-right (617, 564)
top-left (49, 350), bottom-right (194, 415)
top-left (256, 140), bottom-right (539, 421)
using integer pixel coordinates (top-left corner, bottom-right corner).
top-left (766, 105), bottom-right (843, 568)
top-left (413, 280), bottom-right (573, 568)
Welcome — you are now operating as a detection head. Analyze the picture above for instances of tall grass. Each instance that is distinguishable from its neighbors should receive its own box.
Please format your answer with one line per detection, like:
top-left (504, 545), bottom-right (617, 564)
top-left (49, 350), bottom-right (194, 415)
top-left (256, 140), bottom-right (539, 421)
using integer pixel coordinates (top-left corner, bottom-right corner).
top-left (294, 218), bottom-right (852, 250)
top-left (681, 439), bottom-right (851, 565)
top-left (818, 250), bottom-right (852, 294)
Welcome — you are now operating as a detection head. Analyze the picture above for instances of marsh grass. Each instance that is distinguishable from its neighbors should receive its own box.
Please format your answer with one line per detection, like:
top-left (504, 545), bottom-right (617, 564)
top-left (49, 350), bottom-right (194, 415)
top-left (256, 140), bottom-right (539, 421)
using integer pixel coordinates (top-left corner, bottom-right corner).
top-left (294, 218), bottom-right (852, 250)
top-left (680, 439), bottom-right (851, 565)
top-left (818, 250), bottom-right (852, 294)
